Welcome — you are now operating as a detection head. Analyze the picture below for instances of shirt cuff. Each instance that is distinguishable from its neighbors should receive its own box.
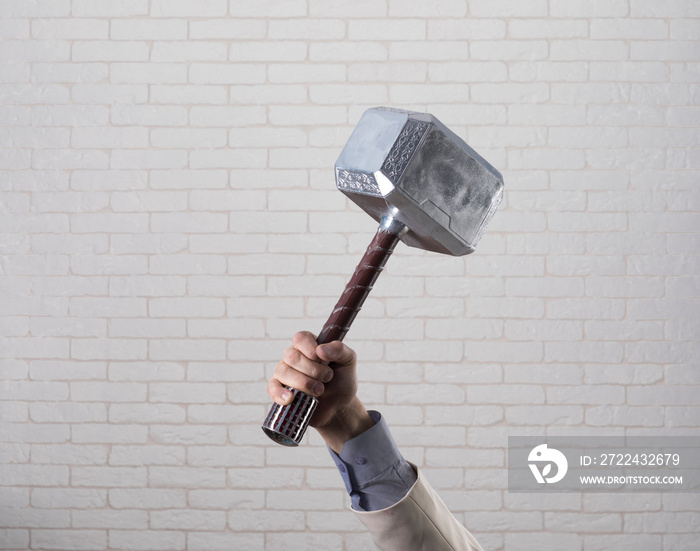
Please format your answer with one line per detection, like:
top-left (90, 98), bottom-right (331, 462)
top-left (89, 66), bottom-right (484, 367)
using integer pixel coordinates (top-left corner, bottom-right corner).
top-left (327, 410), bottom-right (417, 511)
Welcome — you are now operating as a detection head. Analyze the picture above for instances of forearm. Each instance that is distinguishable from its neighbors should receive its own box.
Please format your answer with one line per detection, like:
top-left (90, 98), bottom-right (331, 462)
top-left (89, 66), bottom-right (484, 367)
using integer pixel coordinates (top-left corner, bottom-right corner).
top-left (315, 396), bottom-right (374, 454)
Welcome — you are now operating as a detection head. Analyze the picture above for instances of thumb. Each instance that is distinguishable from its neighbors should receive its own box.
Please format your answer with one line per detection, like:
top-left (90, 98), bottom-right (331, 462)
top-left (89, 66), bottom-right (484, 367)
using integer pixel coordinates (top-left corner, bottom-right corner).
top-left (316, 341), bottom-right (356, 367)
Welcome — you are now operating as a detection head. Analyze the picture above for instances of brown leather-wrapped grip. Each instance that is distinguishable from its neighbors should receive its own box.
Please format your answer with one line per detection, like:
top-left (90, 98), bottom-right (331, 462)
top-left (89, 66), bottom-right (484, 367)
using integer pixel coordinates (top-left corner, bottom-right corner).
top-left (316, 225), bottom-right (402, 345)
top-left (262, 223), bottom-right (404, 446)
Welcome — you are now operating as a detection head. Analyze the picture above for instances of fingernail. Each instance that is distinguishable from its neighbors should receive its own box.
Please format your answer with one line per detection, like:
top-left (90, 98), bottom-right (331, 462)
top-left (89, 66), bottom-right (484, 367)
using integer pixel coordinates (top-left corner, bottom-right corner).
top-left (281, 390), bottom-right (292, 403)
top-left (312, 382), bottom-right (324, 395)
top-left (322, 370), bottom-right (333, 383)
top-left (320, 345), bottom-right (335, 358)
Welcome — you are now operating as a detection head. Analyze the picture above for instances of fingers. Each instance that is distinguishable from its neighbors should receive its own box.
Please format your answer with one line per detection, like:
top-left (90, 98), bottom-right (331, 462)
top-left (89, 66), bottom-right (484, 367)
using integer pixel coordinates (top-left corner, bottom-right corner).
top-left (292, 331), bottom-right (320, 361)
top-left (267, 377), bottom-right (293, 406)
top-left (267, 333), bottom-right (357, 406)
top-left (274, 358), bottom-right (328, 399)
top-left (270, 338), bottom-right (334, 401)
top-left (316, 340), bottom-right (356, 368)
top-left (282, 346), bottom-right (333, 383)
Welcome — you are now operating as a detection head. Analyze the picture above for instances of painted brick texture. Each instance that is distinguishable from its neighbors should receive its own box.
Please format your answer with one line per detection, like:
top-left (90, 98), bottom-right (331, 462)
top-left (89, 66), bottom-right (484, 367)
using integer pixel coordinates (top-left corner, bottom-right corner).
top-left (0, 1), bottom-right (698, 550)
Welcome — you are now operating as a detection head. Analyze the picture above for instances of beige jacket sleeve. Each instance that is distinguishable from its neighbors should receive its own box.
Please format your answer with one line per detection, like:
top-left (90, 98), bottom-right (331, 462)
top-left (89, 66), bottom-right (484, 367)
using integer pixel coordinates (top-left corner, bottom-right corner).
top-left (353, 463), bottom-right (484, 551)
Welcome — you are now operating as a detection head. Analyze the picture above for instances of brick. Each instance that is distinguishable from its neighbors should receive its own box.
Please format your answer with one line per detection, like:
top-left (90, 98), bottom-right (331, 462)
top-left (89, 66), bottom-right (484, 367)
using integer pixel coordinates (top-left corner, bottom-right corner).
top-left (632, 41), bottom-right (700, 62)
top-left (510, 61), bottom-right (588, 82)
top-left (151, 510), bottom-right (226, 531)
top-left (148, 297), bottom-right (224, 318)
top-left (232, 509), bottom-right (306, 531)
top-left (187, 275), bottom-right (264, 297)
top-left (188, 488), bottom-right (264, 509)
top-left (473, 83), bottom-right (549, 104)
top-left (31, 530), bottom-right (106, 550)
top-left (153, 42), bottom-right (227, 62)
top-left (425, 448), bottom-right (503, 469)
top-left (592, 18), bottom-right (668, 39)
top-left (72, 466), bottom-right (147, 487)
top-left (111, 105), bottom-right (187, 126)
top-left (188, 533), bottom-right (264, 551)
top-left (150, 466), bottom-right (225, 488)
top-left (626, 342), bottom-right (698, 364)
top-left (509, 104), bottom-right (587, 126)
top-left (664, 366), bottom-right (700, 386)
top-left (0, 441), bottom-right (30, 462)
top-left (424, 405), bottom-right (502, 426)
top-left (109, 446), bottom-right (184, 466)
top-left (551, 0), bottom-right (629, 17)
top-left (150, 254), bottom-right (226, 275)
top-left (590, 61), bottom-right (669, 82)
top-left (472, 40), bottom-right (548, 61)
top-left (671, 20), bottom-right (700, 40)
top-left (0, 464), bottom-right (68, 486)
top-left (69, 380), bottom-right (144, 402)
top-left (191, 19), bottom-right (266, 39)
top-left (585, 320), bottom-right (664, 342)
top-left (1, 83), bottom-right (69, 105)
top-left (552, 40), bottom-right (629, 60)
top-left (32, 18), bottom-right (107, 40)
top-left (110, 489), bottom-right (186, 509)
top-left (586, 405), bottom-right (664, 427)
top-left (149, 339), bottom-right (226, 361)
top-left (468, 384), bottom-right (545, 405)
top-left (71, 421), bottom-right (146, 443)
top-left (0, 127), bottom-right (69, 149)
top-left (0, 19), bottom-right (30, 39)
top-left (351, 61), bottom-right (428, 82)
top-left (628, 385), bottom-right (699, 405)
top-left (1, 423), bottom-right (70, 444)
top-left (189, 63), bottom-right (266, 85)
top-left (187, 444), bottom-right (263, 466)
top-left (149, 383), bottom-right (226, 404)
top-left (1, 40), bottom-right (70, 62)
top-left (0, 529), bottom-right (28, 548)
top-left (151, 85), bottom-right (227, 105)
top-left (190, 149), bottom-right (267, 169)
top-left (505, 320), bottom-right (582, 341)
top-left (151, 0), bottom-right (226, 16)
top-left (30, 402), bottom-right (106, 423)
top-left (71, 256), bottom-right (148, 277)
top-left (110, 404), bottom-right (185, 424)
top-left (31, 444), bottom-right (107, 465)
top-left (2, 296), bottom-right (67, 316)
top-left (71, 170), bottom-right (146, 191)
top-left (72, 510), bottom-right (147, 529)
top-left (269, 63), bottom-right (346, 83)
top-left (510, 19), bottom-right (587, 38)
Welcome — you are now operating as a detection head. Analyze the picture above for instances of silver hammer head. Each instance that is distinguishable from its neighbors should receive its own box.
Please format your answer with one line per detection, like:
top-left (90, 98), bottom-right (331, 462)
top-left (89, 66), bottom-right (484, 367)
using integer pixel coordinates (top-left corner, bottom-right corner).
top-left (335, 107), bottom-right (504, 256)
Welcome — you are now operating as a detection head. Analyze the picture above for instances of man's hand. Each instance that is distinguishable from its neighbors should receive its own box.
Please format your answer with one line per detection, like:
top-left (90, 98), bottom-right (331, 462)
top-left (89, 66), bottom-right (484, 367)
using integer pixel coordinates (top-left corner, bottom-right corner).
top-left (266, 331), bottom-right (373, 452)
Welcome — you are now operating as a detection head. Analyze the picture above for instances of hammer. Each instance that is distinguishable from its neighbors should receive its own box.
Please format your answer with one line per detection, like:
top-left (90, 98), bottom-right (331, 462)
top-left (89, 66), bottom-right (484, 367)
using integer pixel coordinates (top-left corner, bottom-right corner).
top-left (262, 107), bottom-right (504, 446)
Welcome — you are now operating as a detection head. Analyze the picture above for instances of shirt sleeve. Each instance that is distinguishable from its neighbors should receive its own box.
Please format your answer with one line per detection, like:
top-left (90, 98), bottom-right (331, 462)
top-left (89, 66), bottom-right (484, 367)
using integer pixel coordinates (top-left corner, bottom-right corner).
top-left (327, 410), bottom-right (418, 512)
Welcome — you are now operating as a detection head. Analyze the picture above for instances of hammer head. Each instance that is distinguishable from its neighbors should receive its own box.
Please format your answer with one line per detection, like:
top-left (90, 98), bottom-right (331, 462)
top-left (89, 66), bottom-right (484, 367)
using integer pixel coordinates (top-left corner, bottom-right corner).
top-left (335, 107), bottom-right (504, 256)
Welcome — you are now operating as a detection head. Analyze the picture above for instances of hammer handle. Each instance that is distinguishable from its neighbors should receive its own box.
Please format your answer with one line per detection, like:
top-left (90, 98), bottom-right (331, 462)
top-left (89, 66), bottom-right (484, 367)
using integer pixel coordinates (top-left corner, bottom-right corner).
top-left (262, 223), bottom-right (403, 446)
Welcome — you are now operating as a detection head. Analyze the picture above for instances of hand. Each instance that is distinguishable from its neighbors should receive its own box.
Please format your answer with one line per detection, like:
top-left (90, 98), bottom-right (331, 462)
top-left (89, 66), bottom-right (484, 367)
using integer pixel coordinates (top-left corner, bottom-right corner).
top-left (267, 331), bottom-right (373, 452)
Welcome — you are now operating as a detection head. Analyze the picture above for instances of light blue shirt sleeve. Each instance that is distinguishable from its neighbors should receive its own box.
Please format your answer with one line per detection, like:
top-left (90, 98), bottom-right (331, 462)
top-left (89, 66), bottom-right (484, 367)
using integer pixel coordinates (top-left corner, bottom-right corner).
top-left (327, 410), bottom-right (418, 512)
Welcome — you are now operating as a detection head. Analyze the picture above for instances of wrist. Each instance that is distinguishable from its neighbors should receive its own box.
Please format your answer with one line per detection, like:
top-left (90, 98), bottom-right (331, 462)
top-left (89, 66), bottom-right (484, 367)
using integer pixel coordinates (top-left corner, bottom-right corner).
top-left (315, 397), bottom-right (374, 454)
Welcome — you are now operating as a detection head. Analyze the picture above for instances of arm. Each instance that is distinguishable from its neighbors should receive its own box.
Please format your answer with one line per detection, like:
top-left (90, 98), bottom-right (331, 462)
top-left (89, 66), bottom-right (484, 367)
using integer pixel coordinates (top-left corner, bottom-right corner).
top-left (267, 332), bottom-right (483, 551)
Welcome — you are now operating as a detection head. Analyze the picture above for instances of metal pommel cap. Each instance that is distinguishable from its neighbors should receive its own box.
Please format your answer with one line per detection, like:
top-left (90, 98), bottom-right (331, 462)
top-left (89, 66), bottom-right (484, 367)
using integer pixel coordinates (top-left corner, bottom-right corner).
top-left (335, 107), bottom-right (504, 256)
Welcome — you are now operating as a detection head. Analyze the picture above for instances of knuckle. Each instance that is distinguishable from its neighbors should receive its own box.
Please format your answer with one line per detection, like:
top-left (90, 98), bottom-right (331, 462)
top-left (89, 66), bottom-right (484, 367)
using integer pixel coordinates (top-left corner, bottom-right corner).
top-left (283, 347), bottom-right (301, 365)
top-left (266, 377), bottom-right (280, 397)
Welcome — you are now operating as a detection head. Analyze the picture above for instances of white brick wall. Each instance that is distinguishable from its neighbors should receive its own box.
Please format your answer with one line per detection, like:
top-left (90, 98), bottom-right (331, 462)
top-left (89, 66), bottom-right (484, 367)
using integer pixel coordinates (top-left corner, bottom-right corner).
top-left (0, 1), bottom-right (698, 550)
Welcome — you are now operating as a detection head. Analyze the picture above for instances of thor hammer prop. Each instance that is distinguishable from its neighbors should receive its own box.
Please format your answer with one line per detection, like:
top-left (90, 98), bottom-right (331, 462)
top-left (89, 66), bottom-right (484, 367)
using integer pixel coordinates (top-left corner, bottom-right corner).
top-left (262, 107), bottom-right (504, 446)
